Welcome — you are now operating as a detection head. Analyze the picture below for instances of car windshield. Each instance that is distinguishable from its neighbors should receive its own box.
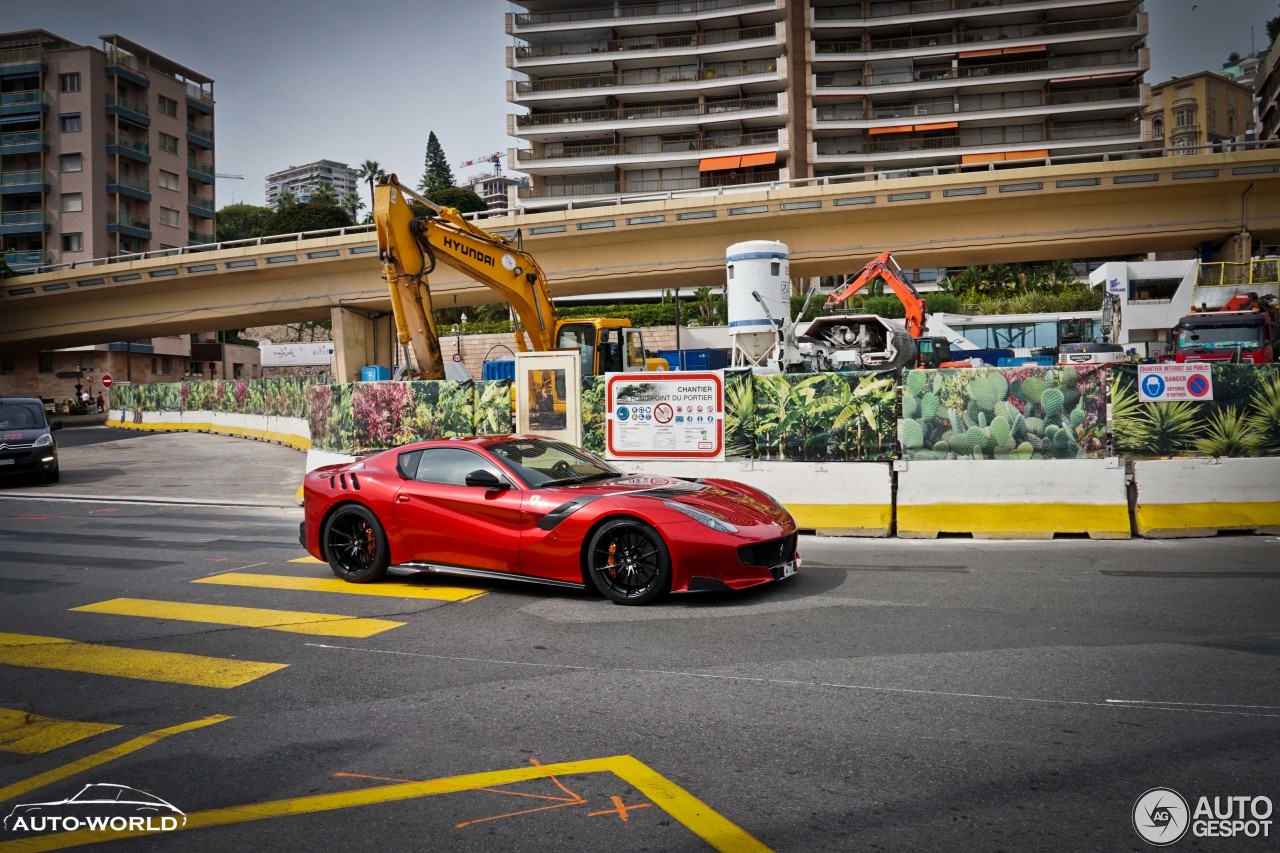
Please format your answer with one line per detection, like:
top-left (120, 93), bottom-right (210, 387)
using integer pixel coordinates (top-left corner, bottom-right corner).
top-left (0, 403), bottom-right (42, 429)
top-left (488, 438), bottom-right (620, 487)
top-left (1180, 325), bottom-right (1263, 348)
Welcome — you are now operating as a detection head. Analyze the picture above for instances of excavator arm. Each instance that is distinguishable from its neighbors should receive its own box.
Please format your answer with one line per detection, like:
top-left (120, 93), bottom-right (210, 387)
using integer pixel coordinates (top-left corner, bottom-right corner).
top-left (824, 251), bottom-right (928, 338)
top-left (373, 174), bottom-right (558, 378)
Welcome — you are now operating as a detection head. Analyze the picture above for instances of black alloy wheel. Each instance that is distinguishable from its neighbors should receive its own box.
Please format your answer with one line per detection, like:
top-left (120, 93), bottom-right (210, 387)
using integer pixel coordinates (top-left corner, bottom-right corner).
top-left (322, 504), bottom-right (389, 583)
top-left (586, 519), bottom-right (671, 605)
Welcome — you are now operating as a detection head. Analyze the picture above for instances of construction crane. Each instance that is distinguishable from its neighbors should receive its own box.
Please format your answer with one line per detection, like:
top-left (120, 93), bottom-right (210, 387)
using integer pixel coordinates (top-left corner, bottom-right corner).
top-left (456, 152), bottom-right (503, 181)
top-left (216, 173), bottom-right (244, 180)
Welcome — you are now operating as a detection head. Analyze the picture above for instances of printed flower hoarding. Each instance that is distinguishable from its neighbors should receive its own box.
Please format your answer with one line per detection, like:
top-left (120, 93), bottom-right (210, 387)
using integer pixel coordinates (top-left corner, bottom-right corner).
top-left (1110, 364), bottom-right (1280, 458)
top-left (900, 366), bottom-right (1108, 461)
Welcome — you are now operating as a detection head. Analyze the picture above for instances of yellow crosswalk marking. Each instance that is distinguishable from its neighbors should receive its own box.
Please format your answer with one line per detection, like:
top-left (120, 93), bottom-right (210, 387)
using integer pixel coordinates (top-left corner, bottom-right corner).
top-left (0, 708), bottom-right (120, 755)
top-left (71, 598), bottom-right (405, 638)
top-left (0, 633), bottom-right (287, 688)
top-left (193, 572), bottom-right (486, 602)
top-left (289, 556), bottom-right (324, 564)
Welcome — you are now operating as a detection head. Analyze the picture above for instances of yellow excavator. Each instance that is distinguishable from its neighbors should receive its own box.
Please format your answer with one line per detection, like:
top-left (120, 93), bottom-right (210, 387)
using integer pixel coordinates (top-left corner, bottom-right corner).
top-left (372, 174), bottom-right (666, 392)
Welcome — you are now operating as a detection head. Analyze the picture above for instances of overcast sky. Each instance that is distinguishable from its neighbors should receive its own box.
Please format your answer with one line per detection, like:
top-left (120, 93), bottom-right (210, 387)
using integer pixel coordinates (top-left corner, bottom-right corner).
top-left (9, 0), bottom-right (1279, 207)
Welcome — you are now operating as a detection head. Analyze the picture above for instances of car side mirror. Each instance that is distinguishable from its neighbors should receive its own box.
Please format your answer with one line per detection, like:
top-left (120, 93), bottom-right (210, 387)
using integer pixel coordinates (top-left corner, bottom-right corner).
top-left (465, 469), bottom-right (508, 490)
top-left (51, 420), bottom-right (64, 431)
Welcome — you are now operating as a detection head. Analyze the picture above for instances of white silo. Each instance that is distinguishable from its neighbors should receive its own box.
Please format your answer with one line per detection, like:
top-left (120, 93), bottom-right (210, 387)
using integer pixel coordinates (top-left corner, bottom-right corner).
top-left (726, 240), bottom-right (791, 367)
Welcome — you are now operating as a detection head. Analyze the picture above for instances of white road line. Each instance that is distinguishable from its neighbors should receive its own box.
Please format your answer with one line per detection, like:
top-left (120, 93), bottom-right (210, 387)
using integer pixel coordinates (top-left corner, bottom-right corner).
top-left (304, 643), bottom-right (1280, 719)
top-left (1106, 698), bottom-right (1280, 710)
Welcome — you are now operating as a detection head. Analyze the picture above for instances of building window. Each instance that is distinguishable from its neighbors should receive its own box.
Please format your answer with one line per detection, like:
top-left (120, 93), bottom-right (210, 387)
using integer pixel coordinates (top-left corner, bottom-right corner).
top-left (150, 356), bottom-right (173, 375)
top-left (61, 192), bottom-right (83, 212)
top-left (58, 113), bottom-right (81, 132)
top-left (158, 95), bottom-right (178, 117)
top-left (62, 232), bottom-right (83, 252)
top-left (59, 153), bottom-right (83, 172)
top-left (0, 357), bottom-right (14, 376)
top-left (158, 169), bottom-right (180, 190)
top-left (158, 206), bottom-right (180, 227)
top-left (1175, 109), bottom-right (1194, 128)
top-left (159, 132), bottom-right (179, 153)
top-left (59, 73), bottom-right (80, 92)
top-left (39, 354), bottom-right (55, 373)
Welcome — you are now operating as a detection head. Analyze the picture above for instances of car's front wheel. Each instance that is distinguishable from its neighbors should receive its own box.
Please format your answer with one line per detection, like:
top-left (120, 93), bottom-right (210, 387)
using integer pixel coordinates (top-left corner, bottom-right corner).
top-left (322, 504), bottom-right (388, 583)
top-left (586, 519), bottom-right (671, 605)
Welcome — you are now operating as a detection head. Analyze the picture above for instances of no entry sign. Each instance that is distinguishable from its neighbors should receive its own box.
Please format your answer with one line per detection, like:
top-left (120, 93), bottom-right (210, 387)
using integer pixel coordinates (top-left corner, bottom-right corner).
top-left (100, 374), bottom-right (113, 388)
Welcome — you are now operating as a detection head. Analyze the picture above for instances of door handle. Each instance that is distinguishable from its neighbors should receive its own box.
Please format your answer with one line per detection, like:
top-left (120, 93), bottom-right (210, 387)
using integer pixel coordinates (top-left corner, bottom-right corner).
top-left (396, 495), bottom-right (410, 503)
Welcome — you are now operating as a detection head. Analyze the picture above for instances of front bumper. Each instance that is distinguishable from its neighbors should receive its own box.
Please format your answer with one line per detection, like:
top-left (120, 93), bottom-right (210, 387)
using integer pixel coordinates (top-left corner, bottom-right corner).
top-left (0, 450), bottom-right (57, 475)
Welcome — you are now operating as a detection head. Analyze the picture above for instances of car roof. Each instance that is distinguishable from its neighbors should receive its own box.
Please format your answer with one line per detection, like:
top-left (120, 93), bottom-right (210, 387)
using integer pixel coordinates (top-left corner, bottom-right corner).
top-left (390, 434), bottom-right (546, 453)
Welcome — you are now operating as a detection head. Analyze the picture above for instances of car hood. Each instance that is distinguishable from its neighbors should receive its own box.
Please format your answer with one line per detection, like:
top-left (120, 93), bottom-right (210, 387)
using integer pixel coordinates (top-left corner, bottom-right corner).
top-left (557, 475), bottom-right (791, 526)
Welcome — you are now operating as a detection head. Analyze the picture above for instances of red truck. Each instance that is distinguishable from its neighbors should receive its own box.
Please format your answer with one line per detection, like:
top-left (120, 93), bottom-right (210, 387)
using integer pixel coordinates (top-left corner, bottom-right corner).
top-left (1172, 292), bottom-right (1279, 364)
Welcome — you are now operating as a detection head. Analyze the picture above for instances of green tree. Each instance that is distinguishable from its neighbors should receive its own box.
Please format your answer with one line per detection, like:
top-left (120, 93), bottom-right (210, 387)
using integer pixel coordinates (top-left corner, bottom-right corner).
top-left (1268, 13), bottom-right (1280, 43)
top-left (273, 189), bottom-right (298, 211)
top-left (355, 159), bottom-right (384, 216)
top-left (426, 186), bottom-right (486, 214)
top-left (309, 181), bottom-right (338, 206)
top-left (215, 203), bottom-right (273, 243)
top-left (421, 131), bottom-right (455, 192)
top-left (341, 190), bottom-right (363, 221)
top-left (268, 201), bottom-right (354, 235)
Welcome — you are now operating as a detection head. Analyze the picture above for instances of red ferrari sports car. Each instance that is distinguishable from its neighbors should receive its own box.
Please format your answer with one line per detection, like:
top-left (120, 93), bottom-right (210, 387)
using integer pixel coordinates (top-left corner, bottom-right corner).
top-left (301, 435), bottom-right (799, 604)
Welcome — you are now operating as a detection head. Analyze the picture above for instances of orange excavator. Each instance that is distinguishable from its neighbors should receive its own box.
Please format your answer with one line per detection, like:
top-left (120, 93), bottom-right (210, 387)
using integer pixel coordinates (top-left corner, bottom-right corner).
top-left (824, 251), bottom-right (928, 338)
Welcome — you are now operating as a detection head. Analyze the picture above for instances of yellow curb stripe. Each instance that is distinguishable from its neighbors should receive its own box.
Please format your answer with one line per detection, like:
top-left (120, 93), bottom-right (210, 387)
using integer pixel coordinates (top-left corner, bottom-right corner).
top-left (897, 503), bottom-right (1131, 539)
top-left (193, 572), bottom-right (486, 602)
top-left (0, 755), bottom-right (770, 853)
top-left (288, 556), bottom-right (324, 564)
top-left (0, 709), bottom-right (120, 756)
top-left (71, 599), bottom-right (405, 639)
top-left (786, 503), bottom-right (892, 535)
top-left (0, 715), bottom-right (231, 806)
top-left (1136, 501), bottom-right (1280, 536)
top-left (107, 420), bottom-right (309, 452)
top-left (0, 633), bottom-right (287, 689)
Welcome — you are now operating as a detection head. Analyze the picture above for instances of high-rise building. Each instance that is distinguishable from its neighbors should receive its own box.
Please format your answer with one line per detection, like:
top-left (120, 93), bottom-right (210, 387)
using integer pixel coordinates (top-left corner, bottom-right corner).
top-left (1258, 32), bottom-right (1280, 143)
top-left (264, 159), bottom-right (359, 207)
top-left (0, 30), bottom-right (216, 272)
top-left (505, 1), bottom-right (1148, 211)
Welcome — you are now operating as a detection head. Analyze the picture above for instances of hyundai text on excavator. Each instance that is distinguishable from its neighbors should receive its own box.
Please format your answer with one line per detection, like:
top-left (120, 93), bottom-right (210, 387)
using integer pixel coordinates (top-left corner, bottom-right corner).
top-left (372, 174), bottom-right (666, 391)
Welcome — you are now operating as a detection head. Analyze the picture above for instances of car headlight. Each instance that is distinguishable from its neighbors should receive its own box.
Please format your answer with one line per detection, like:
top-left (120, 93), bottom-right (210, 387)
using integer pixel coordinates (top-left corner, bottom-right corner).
top-left (663, 500), bottom-right (738, 533)
top-left (34, 434), bottom-right (54, 448)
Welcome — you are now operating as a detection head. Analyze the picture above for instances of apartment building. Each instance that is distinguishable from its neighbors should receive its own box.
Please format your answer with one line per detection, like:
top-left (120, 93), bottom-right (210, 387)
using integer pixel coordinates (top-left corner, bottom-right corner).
top-left (264, 159), bottom-right (359, 207)
top-left (1259, 31), bottom-right (1280, 142)
top-left (1145, 71), bottom-right (1255, 153)
top-left (505, 0), bottom-right (1148, 210)
top-left (0, 30), bottom-right (216, 272)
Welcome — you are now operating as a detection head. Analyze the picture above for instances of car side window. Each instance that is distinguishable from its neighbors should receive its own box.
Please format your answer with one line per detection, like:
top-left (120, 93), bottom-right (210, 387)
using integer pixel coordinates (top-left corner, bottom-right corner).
top-left (413, 448), bottom-right (501, 486)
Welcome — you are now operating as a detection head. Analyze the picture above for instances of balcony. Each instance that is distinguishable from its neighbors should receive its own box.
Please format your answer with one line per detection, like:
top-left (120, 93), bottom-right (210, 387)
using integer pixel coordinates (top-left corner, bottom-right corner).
top-left (107, 211), bottom-right (152, 238)
top-left (817, 0), bottom-right (1122, 24)
top-left (510, 0), bottom-right (780, 32)
top-left (817, 50), bottom-right (1144, 95)
top-left (0, 90), bottom-right (50, 116)
top-left (512, 58), bottom-right (781, 102)
top-left (0, 210), bottom-right (51, 235)
top-left (0, 169), bottom-right (51, 195)
top-left (2, 250), bottom-right (52, 271)
top-left (186, 83), bottom-right (215, 114)
top-left (187, 158), bottom-right (215, 183)
top-left (105, 49), bottom-right (149, 87)
top-left (814, 14), bottom-right (1142, 58)
top-left (0, 130), bottom-right (49, 156)
top-left (0, 45), bottom-right (47, 76)
top-left (188, 194), bottom-right (214, 217)
top-left (186, 121), bottom-right (214, 148)
top-left (106, 171), bottom-right (151, 201)
top-left (815, 85), bottom-right (1141, 128)
top-left (813, 121), bottom-right (1139, 164)
top-left (515, 95), bottom-right (780, 136)
top-left (188, 231), bottom-right (215, 245)
top-left (105, 93), bottom-right (151, 126)
top-left (512, 24), bottom-right (778, 66)
top-left (105, 133), bottom-right (151, 164)
top-left (518, 129), bottom-right (780, 170)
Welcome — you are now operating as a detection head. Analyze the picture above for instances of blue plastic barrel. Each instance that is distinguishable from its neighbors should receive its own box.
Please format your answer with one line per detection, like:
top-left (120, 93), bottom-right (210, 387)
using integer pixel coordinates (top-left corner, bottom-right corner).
top-left (360, 365), bottom-right (391, 381)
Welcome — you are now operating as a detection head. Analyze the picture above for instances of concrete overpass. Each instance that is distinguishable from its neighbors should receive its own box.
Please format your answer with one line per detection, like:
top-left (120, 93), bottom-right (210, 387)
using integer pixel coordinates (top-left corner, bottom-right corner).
top-left (4, 148), bottom-right (1278, 376)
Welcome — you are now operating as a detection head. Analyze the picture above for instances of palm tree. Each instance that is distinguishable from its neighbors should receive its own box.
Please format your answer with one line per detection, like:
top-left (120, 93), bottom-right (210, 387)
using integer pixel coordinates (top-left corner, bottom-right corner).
top-left (341, 190), bottom-right (363, 221)
top-left (310, 181), bottom-right (338, 206)
top-left (355, 159), bottom-right (384, 216)
top-left (274, 189), bottom-right (298, 211)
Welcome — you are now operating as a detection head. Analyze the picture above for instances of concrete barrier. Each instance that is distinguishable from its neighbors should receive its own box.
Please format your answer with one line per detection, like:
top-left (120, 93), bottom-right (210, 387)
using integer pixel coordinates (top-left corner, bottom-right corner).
top-left (109, 409), bottom-right (309, 451)
top-left (896, 459), bottom-right (1130, 539)
top-left (624, 460), bottom-right (894, 536)
top-left (1133, 458), bottom-right (1280, 538)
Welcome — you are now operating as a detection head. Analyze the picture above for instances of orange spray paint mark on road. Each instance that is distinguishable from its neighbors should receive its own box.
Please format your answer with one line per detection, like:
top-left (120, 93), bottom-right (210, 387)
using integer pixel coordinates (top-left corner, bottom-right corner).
top-left (589, 795), bottom-right (652, 822)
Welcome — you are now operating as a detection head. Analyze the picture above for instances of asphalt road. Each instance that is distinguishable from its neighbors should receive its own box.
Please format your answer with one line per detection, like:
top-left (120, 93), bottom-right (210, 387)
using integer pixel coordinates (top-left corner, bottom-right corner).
top-left (1, 428), bottom-right (1278, 851)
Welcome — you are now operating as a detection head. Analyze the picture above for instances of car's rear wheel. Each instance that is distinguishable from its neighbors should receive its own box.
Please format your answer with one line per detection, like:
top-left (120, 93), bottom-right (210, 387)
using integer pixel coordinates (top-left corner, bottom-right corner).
top-left (323, 504), bottom-right (388, 583)
top-left (586, 519), bottom-right (670, 605)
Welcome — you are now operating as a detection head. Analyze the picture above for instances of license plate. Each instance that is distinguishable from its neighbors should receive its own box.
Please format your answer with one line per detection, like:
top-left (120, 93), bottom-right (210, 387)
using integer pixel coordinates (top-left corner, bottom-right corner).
top-left (773, 560), bottom-right (796, 580)
top-left (0, 459), bottom-right (14, 466)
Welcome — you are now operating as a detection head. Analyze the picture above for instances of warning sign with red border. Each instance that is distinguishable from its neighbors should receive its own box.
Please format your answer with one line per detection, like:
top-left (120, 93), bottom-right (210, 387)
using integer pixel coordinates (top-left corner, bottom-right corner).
top-left (1138, 363), bottom-right (1214, 402)
top-left (605, 372), bottom-right (724, 460)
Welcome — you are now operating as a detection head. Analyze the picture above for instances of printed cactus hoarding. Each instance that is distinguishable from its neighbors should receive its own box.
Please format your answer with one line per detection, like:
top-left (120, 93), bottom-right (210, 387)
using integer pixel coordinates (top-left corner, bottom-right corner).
top-left (900, 366), bottom-right (1107, 461)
